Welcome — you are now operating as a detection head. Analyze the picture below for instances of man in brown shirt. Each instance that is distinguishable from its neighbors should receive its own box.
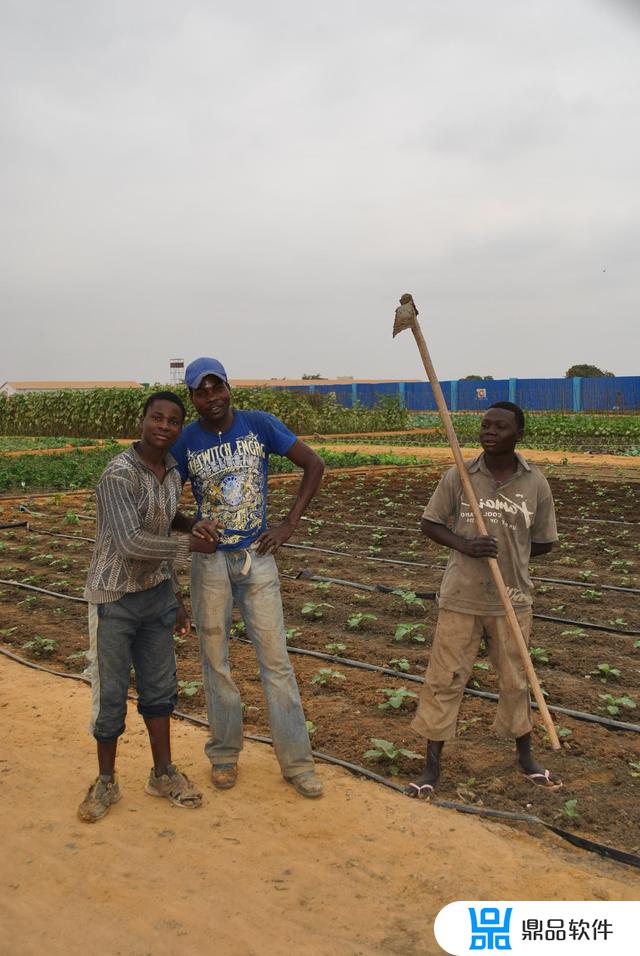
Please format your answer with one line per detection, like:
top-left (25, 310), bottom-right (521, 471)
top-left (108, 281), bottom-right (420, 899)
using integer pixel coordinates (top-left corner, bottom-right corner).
top-left (406, 402), bottom-right (563, 798)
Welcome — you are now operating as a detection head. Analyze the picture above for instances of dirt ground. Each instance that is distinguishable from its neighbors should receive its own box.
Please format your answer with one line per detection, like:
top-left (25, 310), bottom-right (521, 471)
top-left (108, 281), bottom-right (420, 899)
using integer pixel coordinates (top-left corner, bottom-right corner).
top-left (2, 655), bottom-right (639, 956)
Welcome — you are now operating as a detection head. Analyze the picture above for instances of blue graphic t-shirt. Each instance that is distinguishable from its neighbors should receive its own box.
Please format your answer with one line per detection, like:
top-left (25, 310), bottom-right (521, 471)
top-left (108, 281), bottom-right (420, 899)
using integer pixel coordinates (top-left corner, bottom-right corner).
top-left (171, 410), bottom-right (297, 551)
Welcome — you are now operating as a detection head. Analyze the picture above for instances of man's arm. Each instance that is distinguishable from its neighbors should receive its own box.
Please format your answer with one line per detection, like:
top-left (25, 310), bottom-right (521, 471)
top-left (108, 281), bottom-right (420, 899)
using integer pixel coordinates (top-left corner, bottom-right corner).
top-left (421, 517), bottom-right (498, 559)
top-left (255, 439), bottom-right (324, 555)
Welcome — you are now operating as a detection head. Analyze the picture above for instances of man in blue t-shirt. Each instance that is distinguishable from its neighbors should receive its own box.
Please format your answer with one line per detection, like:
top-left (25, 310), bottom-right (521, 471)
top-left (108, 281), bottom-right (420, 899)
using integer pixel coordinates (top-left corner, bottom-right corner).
top-left (171, 357), bottom-right (325, 798)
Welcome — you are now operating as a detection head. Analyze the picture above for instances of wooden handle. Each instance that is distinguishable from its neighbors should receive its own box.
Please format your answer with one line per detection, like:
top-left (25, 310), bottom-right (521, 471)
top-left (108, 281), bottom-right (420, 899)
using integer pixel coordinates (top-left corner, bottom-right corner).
top-left (411, 321), bottom-right (561, 750)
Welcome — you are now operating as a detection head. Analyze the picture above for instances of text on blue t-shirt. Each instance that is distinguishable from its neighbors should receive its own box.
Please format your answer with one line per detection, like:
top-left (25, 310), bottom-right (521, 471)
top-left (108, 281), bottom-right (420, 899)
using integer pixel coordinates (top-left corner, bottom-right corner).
top-left (170, 409), bottom-right (296, 550)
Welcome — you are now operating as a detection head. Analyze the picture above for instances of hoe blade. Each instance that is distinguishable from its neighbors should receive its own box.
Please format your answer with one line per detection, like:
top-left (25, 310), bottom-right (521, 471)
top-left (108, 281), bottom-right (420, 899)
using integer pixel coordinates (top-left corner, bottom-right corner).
top-left (392, 293), bottom-right (419, 337)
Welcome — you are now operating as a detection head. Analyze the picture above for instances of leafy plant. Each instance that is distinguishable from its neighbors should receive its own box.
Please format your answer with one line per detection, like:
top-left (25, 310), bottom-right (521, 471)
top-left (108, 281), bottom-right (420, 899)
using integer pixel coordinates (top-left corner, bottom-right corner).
top-left (561, 799), bottom-right (579, 820)
top-left (346, 612), bottom-right (378, 630)
top-left (177, 679), bottom-right (202, 698)
top-left (392, 623), bottom-right (426, 643)
top-left (377, 686), bottom-right (418, 710)
top-left (324, 642), bottom-right (347, 653)
top-left (301, 602), bottom-right (333, 620)
top-left (591, 663), bottom-right (621, 682)
top-left (387, 657), bottom-right (411, 672)
top-left (392, 589), bottom-right (425, 613)
top-left (22, 634), bottom-right (57, 658)
top-left (529, 647), bottom-right (549, 664)
top-left (311, 667), bottom-right (346, 686)
top-left (363, 737), bottom-right (422, 775)
top-left (598, 693), bottom-right (637, 716)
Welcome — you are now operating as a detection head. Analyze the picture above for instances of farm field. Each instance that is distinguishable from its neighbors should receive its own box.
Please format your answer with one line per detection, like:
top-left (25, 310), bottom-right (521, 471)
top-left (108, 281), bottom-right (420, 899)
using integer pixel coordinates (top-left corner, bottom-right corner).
top-left (1, 462), bottom-right (639, 857)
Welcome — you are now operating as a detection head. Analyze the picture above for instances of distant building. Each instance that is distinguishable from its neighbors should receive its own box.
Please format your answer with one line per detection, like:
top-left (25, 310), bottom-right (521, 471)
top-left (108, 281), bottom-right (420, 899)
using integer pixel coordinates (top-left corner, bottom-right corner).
top-left (0, 381), bottom-right (142, 397)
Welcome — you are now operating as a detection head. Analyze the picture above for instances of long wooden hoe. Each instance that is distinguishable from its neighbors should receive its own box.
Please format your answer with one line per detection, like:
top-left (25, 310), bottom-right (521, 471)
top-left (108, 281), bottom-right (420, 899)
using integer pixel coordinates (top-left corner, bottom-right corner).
top-left (392, 293), bottom-right (560, 750)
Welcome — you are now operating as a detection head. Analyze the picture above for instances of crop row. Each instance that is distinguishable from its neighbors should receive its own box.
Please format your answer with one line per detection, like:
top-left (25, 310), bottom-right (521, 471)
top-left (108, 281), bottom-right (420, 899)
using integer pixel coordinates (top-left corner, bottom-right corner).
top-left (410, 412), bottom-right (640, 453)
top-left (0, 447), bottom-right (427, 494)
top-left (0, 387), bottom-right (408, 439)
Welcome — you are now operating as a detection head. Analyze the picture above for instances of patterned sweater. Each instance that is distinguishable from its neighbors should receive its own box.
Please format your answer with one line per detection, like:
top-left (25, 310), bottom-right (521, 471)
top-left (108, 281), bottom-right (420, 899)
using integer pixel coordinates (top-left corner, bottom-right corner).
top-left (84, 444), bottom-right (190, 604)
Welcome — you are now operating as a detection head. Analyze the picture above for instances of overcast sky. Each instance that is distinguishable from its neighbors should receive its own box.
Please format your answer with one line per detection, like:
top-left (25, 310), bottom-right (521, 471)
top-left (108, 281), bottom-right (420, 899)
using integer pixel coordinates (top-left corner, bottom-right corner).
top-left (1, 0), bottom-right (639, 385)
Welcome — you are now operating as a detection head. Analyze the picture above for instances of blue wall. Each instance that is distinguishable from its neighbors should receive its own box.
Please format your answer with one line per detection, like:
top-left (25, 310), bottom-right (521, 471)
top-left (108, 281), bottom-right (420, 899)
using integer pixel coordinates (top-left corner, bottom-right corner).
top-left (273, 376), bottom-right (640, 412)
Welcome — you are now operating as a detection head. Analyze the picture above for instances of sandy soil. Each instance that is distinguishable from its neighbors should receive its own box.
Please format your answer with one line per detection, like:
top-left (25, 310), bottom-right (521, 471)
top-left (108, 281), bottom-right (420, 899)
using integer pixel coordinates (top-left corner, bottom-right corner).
top-left (2, 656), bottom-right (638, 956)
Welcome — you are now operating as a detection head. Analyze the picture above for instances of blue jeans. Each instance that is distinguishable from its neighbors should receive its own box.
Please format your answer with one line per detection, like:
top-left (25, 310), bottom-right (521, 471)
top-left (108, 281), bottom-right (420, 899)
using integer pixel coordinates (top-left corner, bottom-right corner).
top-left (190, 550), bottom-right (314, 778)
top-left (87, 580), bottom-right (178, 741)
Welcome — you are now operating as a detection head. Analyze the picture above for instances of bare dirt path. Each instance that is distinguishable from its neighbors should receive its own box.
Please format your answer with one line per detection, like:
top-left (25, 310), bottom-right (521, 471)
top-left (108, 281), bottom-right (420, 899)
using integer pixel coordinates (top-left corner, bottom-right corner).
top-left (2, 657), bottom-right (638, 956)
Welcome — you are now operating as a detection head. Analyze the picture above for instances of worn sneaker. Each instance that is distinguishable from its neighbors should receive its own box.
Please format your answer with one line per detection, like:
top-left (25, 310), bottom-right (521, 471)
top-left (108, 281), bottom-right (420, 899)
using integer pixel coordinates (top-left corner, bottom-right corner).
top-left (145, 764), bottom-right (203, 808)
top-left (286, 771), bottom-right (323, 799)
top-left (78, 774), bottom-right (122, 823)
top-left (211, 763), bottom-right (238, 790)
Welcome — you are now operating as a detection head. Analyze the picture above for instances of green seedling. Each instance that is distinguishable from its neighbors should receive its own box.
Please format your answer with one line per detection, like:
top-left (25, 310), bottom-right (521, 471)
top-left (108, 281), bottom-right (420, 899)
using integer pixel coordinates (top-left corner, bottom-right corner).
top-left (66, 650), bottom-right (89, 664)
top-left (387, 657), bottom-right (411, 672)
top-left (634, 640), bottom-right (640, 650)
top-left (305, 720), bottom-right (317, 736)
top-left (598, 693), bottom-right (637, 716)
top-left (346, 612), bottom-right (378, 630)
top-left (611, 559), bottom-right (634, 572)
top-left (377, 686), bottom-right (418, 711)
top-left (363, 737), bottom-right (422, 775)
top-left (561, 799), bottom-right (579, 820)
top-left (544, 724), bottom-right (573, 742)
top-left (311, 667), bottom-right (346, 686)
top-left (576, 569), bottom-right (595, 581)
top-left (63, 510), bottom-right (81, 525)
top-left (285, 627), bottom-right (302, 642)
top-left (177, 679), bottom-right (202, 698)
top-left (392, 623), bottom-right (426, 643)
top-left (529, 647), bottom-right (549, 664)
top-left (561, 627), bottom-right (586, 638)
top-left (17, 595), bottom-right (38, 608)
top-left (608, 618), bottom-right (628, 627)
top-left (324, 642), bottom-right (347, 653)
top-left (581, 589), bottom-right (603, 602)
top-left (458, 716), bottom-right (481, 734)
top-left (22, 634), bottom-right (57, 658)
top-left (312, 581), bottom-right (332, 593)
top-left (592, 663), bottom-right (621, 682)
top-left (629, 761), bottom-right (640, 778)
top-left (301, 602), bottom-right (333, 620)
top-left (392, 589), bottom-right (425, 612)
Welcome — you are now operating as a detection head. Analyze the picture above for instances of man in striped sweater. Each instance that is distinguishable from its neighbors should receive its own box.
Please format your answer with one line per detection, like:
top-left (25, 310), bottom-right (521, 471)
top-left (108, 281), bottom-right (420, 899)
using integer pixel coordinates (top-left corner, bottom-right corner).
top-left (78, 390), bottom-right (218, 822)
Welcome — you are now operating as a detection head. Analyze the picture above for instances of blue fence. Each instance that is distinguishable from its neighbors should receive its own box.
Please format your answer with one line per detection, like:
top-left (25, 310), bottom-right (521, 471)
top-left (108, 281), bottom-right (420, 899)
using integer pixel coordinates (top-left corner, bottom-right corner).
top-left (273, 376), bottom-right (640, 413)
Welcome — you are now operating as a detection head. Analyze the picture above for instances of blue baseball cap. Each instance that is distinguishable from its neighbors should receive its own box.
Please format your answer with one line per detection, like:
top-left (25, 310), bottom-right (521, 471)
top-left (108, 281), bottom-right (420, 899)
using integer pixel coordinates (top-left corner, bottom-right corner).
top-left (185, 357), bottom-right (229, 389)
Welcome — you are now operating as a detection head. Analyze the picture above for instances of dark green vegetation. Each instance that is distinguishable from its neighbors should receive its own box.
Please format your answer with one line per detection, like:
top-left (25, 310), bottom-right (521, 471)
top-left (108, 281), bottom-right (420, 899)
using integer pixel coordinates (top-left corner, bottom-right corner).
top-left (0, 386), bottom-right (408, 438)
top-left (407, 412), bottom-right (640, 454)
top-left (0, 447), bottom-right (426, 493)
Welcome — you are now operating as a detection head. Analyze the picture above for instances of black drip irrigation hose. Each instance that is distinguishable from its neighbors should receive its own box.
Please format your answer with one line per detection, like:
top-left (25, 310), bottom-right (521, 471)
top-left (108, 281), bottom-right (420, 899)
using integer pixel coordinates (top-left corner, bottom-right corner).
top-left (235, 636), bottom-right (640, 734)
top-left (1, 572), bottom-right (638, 735)
top-left (0, 644), bottom-right (638, 871)
top-left (5, 518), bottom-right (640, 596)
top-left (293, 568), bottom-right (640, 638)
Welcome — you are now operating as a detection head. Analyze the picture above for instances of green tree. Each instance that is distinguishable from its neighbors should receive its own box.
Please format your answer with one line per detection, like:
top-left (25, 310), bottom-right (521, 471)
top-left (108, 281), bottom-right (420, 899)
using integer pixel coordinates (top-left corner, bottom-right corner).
top-left (565, 364), bottom-right (614, 378)
top-left (463, 374), bottom-right (494, 380)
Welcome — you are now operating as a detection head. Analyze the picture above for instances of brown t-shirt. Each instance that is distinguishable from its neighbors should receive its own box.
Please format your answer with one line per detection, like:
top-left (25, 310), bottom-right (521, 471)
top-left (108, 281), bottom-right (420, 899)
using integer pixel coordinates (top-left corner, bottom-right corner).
top-left (423, 452), bottom-right (558, 616)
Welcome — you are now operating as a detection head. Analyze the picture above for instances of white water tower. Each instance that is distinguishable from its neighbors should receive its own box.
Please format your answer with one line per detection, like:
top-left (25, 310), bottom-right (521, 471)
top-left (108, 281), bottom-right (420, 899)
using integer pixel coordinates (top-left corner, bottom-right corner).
top-left (169, 358), bottom-right (184, 386)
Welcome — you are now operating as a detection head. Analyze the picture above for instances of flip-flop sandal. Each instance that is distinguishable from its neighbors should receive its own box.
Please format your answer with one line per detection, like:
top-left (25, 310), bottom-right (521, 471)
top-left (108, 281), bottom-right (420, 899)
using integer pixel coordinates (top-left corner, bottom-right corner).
top-left (521, 768), bottom-right (563, 790)
top-left (404, 782), bottom-right (435, 800)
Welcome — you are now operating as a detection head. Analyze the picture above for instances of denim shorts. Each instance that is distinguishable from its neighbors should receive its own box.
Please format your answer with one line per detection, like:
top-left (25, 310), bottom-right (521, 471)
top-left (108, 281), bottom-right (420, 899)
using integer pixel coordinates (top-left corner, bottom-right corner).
top-left (87, 579), bottom-right (178, 741)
